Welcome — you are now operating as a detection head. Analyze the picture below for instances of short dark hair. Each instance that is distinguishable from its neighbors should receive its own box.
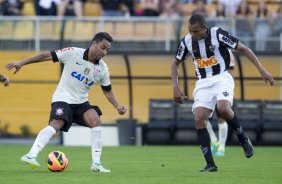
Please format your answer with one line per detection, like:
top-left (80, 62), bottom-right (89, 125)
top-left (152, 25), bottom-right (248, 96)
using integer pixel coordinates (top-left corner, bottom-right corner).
top-left (189, 14), bottom-right (206, 26)
top-left (91, 32), bottom-right (114, 44)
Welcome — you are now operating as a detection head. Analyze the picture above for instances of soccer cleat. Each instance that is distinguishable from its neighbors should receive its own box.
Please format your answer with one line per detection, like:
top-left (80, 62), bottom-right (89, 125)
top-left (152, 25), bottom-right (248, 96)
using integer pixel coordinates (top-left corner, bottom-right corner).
top-left (199, 164), bottom-right (218, 172)
top-left (215, 150), bottom-right (225, 157)
top-left (21, 154), bottom-right (40, 168)
top-left (240, 138), bottom-right (254, 158)
top-left (91, 163), bottom-right (111, 173)
top-left (211, 141), bottom-right (220, 154)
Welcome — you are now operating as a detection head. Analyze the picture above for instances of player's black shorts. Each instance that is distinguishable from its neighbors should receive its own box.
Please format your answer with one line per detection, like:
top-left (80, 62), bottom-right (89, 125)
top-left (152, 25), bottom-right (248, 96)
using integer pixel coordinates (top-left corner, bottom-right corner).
top-left (49, 101), bottom-right (102, 132)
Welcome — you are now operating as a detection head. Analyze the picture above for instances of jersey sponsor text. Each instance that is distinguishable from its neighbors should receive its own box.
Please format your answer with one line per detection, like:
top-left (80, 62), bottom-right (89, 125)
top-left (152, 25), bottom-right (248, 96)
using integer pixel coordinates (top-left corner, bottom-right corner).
top-left (71, 71), bottom-right (94, 86)
top-left (219, 34), bottom-right (236, 48)
top-left (196, 56), bottom-right (218, 68)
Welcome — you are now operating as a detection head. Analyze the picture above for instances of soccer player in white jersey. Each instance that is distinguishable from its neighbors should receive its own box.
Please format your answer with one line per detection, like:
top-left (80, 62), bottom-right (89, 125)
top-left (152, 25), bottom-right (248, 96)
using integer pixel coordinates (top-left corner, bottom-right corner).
top-left (0, 73), bottom-right (9, 86)
top-left (171, 14), bottom-right (275, 172)
top-left (207, 49), bottom-right (236, 157)
top-left (6, 32), bottom-right (127, 173)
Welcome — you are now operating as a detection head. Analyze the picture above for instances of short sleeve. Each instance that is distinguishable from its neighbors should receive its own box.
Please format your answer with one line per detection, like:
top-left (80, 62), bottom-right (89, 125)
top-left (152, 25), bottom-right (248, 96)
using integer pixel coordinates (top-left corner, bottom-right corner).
top-left (175, 37), bottom-right (189, 61)
top-left (51, 47), bottom-right (76, 63)
top-left (217, 28), bottom-right (239, 50)
top-left (100, 67), bottom-right (111, 87)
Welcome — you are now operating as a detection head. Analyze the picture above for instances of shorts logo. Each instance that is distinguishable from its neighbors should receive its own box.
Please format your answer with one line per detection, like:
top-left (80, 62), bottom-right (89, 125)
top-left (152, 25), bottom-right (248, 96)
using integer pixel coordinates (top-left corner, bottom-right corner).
top-left (196, 56), bottom-right (218, 68)
top-left (56, 108), bottom-right (64, 116)
top-left (223, 91), bottom-right (229, 97)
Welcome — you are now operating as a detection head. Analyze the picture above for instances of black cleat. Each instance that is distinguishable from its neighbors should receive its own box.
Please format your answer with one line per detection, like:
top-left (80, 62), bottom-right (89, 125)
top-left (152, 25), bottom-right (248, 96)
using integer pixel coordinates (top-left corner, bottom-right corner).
top-left (241, 138), bottom-right (254, 158)
top-left (199, 164), bottom-right (218, 172)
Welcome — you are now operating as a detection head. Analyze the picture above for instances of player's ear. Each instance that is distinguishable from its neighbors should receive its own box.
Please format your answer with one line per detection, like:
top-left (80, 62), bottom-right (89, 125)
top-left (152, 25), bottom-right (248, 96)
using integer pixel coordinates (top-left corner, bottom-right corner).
top-left (91, 40), bottom-right (98, 47)
top-left (92, 41), bottom-right (96, 46)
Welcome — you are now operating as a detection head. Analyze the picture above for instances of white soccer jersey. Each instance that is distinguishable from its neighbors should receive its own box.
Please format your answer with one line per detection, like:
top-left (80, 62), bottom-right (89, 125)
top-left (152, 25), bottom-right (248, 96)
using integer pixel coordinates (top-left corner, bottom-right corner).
top-left (50, 47), bottom-right (111, 104)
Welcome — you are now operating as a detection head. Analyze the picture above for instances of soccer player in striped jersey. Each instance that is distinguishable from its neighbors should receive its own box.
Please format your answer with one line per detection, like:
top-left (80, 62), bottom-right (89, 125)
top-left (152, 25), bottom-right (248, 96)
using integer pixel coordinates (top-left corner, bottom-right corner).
top-left (0, 73), bottom-right (9, 86)
top-left (171, 14), bottom-right (275, 172)
top-left (6, 32), bottom-right (127, 173)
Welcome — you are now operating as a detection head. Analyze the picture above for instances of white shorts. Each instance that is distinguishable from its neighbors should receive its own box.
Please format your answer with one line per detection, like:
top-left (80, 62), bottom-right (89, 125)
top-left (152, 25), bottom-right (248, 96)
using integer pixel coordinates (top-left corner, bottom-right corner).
top-left (192, 71), bottom-right (234, 112)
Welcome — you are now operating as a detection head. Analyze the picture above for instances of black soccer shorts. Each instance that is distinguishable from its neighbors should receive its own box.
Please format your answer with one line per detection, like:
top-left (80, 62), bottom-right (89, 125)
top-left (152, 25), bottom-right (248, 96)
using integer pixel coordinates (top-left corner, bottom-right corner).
top-left (49, 101), bottom-right (102, 132)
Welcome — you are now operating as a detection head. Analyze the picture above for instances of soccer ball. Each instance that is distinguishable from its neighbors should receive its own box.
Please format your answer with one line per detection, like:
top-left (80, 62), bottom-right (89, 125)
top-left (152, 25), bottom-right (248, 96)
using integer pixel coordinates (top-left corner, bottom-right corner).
top-left (46, 151), bottom-right (68, 172)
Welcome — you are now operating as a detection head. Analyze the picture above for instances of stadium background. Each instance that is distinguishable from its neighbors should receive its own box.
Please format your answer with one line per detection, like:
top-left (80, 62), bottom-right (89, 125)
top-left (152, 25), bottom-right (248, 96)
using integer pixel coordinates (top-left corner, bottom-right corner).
top-left (0, 0), bottom-right (281, 139)
top-left (1, 2), bottom-right (282, 184)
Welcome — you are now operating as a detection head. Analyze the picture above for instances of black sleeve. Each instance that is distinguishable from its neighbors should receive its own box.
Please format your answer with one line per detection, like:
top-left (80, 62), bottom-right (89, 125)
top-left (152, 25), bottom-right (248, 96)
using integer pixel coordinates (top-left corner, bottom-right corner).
top-left (50, 50), bottom-right (59, 62)
top-left (217, 28), bottom-right (239, 50)
top-left (101, 84), bottom-right (112, 92)
top-left (175, 37), bottom-right (189, 61)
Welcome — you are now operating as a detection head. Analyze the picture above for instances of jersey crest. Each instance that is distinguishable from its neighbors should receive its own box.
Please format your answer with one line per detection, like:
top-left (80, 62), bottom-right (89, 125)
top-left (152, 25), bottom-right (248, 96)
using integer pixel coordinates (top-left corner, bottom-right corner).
top-left (209, 45), bottom-right (215, 52)
top-left (84, 68), bottom-right (90, 75)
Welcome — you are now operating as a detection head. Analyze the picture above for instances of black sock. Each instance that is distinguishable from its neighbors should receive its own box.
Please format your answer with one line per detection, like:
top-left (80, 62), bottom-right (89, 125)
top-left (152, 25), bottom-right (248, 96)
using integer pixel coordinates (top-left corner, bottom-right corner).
top-left (226, 113), bottom-right (247, 142)
top-left (197, 128), bottom-right (215, 166)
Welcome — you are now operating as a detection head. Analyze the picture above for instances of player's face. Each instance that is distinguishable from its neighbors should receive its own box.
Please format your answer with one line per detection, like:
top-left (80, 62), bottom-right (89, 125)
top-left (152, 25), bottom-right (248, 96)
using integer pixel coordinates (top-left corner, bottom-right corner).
top-left (188, 23), bottom-right (207, 41)
top-left (91, 39), bottom-right (111, 61)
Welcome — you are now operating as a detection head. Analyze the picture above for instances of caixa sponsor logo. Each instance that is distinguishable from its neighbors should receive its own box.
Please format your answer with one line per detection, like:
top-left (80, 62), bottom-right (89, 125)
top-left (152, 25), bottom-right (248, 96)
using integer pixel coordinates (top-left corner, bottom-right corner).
top-left (71, 71), bottom-right (94, 86)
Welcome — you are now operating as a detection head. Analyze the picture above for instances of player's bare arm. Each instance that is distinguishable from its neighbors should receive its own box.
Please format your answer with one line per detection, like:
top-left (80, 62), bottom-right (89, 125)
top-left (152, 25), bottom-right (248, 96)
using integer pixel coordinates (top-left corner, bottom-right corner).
top-left (5, 52), bottom-right (53, 74)
top-left (103, 90), bottom-right (127, 115)
top-left (171, 59), bottom-right (185, 104)
top-left (0, 74), bottom-right (10, 87)
top-left (236, 42), bottom-right (275, 86)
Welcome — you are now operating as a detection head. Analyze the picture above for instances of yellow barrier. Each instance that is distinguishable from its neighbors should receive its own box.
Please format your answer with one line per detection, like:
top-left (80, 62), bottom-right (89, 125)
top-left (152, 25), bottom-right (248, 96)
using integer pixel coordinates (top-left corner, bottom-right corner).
top-left (0, 51), bottom-right (281, 134)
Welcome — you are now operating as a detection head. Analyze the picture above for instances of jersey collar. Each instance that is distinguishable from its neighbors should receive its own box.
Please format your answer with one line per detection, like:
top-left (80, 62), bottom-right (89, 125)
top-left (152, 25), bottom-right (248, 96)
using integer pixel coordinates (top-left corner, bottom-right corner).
top-left (83, 48), bottom-right (100, 65)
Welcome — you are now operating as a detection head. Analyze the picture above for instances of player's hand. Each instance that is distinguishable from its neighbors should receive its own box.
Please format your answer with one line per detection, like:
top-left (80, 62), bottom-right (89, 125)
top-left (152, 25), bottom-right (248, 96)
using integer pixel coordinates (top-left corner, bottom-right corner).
top-left (0, 75), bottom-right (9, 87)
top-left (5, 62), bottom-right (23, 75)
top-left (117, 105), bottom-right (127, 115)
top-left (260, 69), bottom-right (275, 86)
top-left (173, 86), bottom-right (186, 104)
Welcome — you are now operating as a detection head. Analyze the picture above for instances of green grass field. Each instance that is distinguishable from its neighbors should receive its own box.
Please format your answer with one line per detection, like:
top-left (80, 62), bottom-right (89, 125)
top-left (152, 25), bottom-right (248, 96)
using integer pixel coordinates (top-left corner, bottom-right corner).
top-left (0, 145), bottom-right (281, 184)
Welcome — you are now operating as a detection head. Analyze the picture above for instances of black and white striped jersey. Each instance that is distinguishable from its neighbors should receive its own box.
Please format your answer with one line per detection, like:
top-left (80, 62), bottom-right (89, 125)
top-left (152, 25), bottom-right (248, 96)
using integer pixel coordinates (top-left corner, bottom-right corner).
top-left (175, 27), bottom-right (239, 79)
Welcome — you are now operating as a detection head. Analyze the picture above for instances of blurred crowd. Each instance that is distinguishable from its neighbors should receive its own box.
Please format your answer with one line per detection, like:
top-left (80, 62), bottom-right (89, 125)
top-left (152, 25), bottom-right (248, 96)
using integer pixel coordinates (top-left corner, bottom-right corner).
top-left (0, 0), bottom-right (281, 19)
top-left (0, 0), bottom-right (281, 51)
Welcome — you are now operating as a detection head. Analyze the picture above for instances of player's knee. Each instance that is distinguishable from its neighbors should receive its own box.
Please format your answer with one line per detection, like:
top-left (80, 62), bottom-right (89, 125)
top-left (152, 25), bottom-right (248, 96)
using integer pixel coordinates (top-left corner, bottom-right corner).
top-left (87, 117), bottom-right (102, 128)
top-left (49, 119), bottom-right (65, 132)
top-left (194, 113), bottom-right (206, 127)
top-left (217, 106), bottom-right (233, 119)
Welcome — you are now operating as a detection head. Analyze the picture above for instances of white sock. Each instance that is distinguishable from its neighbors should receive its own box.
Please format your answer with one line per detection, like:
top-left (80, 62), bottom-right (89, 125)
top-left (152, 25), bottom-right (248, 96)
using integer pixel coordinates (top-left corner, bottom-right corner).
top-left (206, 120), bottom-right (217, 143)
top-left (28, 126), bottom-right (56, 158)
top-left (218, 121), bottom-right (228, 151)
top-left (91, 127), bottom-right (103, 164)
